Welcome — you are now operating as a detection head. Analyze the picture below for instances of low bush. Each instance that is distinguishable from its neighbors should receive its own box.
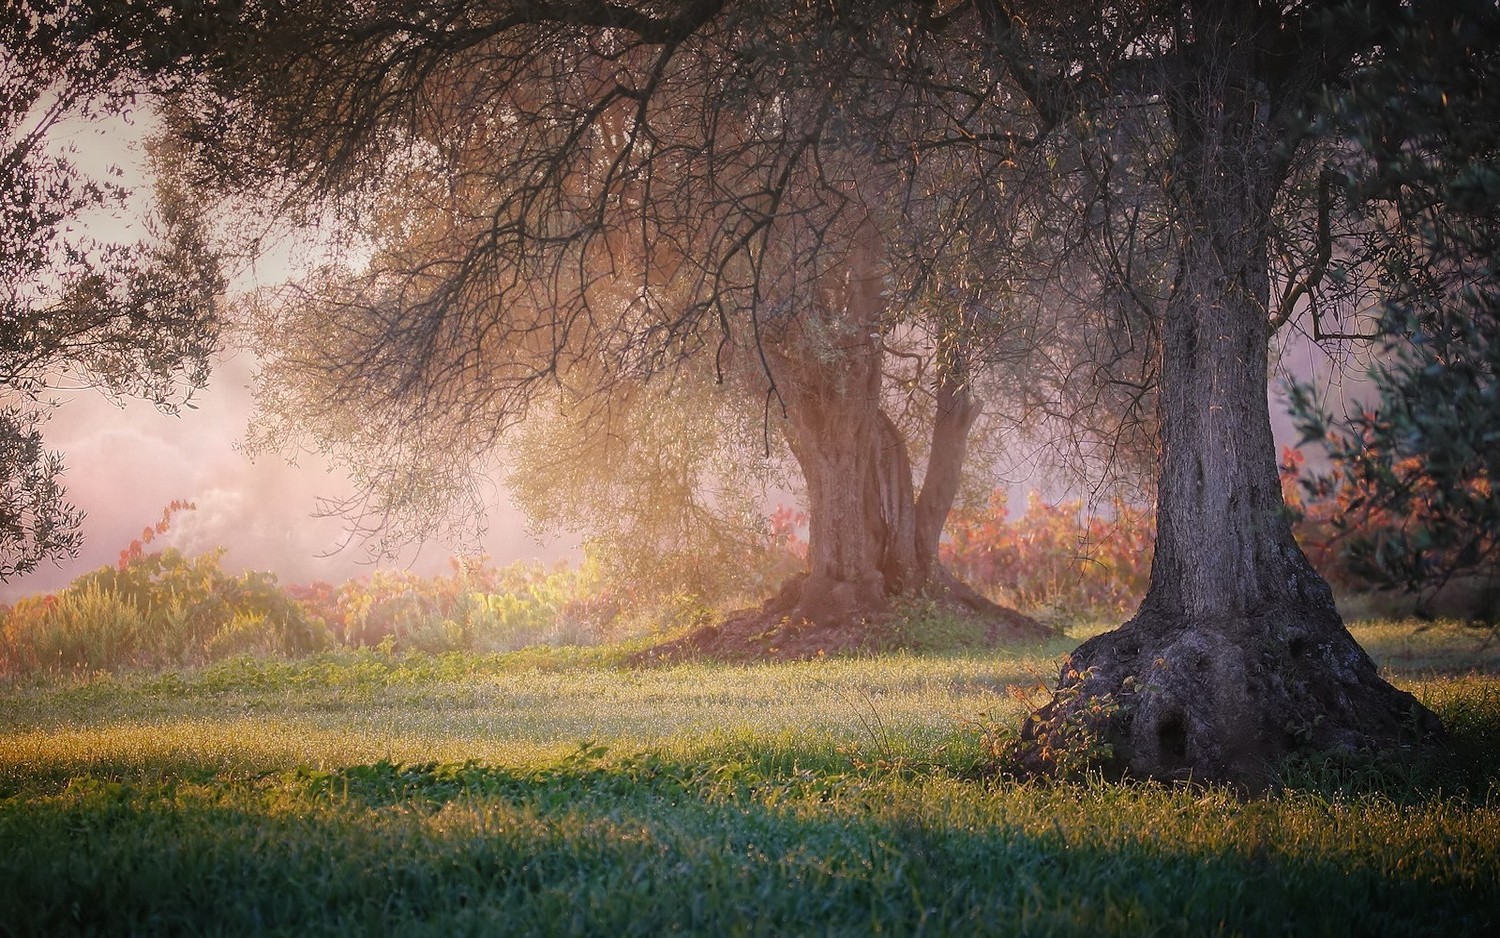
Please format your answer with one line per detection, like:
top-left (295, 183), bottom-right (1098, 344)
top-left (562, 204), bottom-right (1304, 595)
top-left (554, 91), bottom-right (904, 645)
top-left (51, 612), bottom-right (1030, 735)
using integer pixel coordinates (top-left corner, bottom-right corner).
top-left (290, 558), bottom-right (619, 654)
top-left (1, 548), bottom-right (328, 675)
top-left (943, 490), bottom-right (1155, 619)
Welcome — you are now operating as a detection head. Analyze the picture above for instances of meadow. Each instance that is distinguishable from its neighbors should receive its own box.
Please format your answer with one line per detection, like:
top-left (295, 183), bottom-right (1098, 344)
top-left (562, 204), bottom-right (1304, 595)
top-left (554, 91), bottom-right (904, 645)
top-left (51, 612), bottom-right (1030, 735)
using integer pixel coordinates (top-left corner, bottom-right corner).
top-left (2, 617), bottom-right (1498, 935)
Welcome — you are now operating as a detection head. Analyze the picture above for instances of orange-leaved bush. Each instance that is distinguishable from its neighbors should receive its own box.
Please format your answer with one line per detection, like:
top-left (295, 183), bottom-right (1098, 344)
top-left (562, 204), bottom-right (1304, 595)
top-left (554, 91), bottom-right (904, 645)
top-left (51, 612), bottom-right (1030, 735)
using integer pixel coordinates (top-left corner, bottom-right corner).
top-left (941, 489), bottom-right (1154, 618)
top-left (1281, 441), bottom-right (1497, 616)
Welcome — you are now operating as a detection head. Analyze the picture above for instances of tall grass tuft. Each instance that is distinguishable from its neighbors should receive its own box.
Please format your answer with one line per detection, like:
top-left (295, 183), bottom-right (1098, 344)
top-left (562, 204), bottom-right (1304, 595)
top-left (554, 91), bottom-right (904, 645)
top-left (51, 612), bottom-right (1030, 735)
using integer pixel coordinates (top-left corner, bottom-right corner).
top-left (1, 583), bottom-right (145, 672)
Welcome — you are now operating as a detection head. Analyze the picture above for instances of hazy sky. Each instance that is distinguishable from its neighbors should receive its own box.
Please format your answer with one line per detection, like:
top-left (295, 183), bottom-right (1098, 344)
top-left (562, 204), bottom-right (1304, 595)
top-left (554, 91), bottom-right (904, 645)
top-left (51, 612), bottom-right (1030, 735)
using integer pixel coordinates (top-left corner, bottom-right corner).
top-left (2, 346), bottom-right (575, 603)
top-left (3, 112), bottom-right (574, 603)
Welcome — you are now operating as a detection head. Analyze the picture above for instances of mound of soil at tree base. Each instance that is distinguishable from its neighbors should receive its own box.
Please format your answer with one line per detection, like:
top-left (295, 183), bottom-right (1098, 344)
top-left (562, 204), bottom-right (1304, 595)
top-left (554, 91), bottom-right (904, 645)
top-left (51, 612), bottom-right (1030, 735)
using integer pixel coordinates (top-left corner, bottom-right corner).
top-left (630, 575), bottom-right (1053, 664)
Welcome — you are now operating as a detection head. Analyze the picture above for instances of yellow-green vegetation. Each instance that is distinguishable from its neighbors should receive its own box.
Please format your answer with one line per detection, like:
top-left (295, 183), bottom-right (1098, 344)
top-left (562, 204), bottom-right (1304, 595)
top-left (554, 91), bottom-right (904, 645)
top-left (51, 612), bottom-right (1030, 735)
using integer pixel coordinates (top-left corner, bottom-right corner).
top-left (1, 620), bottom-right (1497, 935)
top-left (0, 551), bottom-right (622, 676)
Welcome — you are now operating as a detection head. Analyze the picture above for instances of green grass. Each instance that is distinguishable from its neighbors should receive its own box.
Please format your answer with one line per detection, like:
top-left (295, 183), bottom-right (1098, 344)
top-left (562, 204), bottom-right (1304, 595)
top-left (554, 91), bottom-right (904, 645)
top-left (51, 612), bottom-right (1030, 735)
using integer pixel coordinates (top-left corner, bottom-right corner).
top-left (1, 620), bottom-right (1497, 935)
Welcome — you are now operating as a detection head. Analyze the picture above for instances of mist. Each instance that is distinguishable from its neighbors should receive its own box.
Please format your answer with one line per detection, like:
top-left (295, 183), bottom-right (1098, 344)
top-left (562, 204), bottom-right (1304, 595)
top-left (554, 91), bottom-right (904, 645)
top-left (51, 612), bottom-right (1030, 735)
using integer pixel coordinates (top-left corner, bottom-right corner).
top-left (1, 345), bottom-right (574, 603)
top-left (1, 109), bottom-right (576, 604)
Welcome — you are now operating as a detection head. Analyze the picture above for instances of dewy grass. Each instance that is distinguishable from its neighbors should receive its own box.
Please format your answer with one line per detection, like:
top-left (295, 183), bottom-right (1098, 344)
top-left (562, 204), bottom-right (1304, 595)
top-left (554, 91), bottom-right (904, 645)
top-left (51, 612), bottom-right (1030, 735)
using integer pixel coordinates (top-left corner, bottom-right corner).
top-left (1, 620), bottom-right (1497, 934)
top-left (1349, 617), bottom-right (1500, 676)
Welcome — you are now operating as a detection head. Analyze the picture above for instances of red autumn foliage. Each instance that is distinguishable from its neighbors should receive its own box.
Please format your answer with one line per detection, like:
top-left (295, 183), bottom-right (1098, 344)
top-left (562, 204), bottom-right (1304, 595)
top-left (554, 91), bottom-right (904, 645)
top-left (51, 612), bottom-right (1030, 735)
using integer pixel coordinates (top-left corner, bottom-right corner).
top-left (942, 489), bottom-right (1155, 616)
top-left (117, 499), bottom-right (196, 570)
top-left (1278, 442), bottom-right (1495, 601)
top-left (766, 504), bottom-right (809, 565)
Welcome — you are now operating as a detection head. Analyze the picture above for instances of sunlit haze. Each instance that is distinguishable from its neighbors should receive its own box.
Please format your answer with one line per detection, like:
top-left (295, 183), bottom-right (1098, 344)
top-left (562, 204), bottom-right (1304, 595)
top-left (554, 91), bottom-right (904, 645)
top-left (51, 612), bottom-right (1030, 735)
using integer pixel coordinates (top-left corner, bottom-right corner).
top-left (2, 112), bottom-right (574, 603)
top-left (3, 104), bottom-right (1334, 606)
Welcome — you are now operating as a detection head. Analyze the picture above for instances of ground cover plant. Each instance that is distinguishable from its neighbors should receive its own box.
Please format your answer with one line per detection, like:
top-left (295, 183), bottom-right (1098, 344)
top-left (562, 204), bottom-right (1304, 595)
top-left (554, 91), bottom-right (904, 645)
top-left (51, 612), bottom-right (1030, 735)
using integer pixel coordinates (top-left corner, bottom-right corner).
top-left (1, 617), bottom-right (1496, 935)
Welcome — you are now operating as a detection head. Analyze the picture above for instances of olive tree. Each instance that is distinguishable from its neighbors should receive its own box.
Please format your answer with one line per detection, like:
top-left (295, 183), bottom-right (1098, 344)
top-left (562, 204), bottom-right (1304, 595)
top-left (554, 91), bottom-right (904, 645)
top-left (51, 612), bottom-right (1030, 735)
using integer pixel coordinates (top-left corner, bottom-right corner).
top-left (175, 1), bottom-right (1070, 646)
top-left (977, 0), bottom-right (1444, 783)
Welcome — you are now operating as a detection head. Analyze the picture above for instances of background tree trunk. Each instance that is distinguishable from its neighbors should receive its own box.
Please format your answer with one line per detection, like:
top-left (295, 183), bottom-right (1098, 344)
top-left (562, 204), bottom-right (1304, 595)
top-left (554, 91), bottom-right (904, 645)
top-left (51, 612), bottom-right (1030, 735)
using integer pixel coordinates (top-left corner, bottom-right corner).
top-left (775, 320), bottom-right (897, 626)
top-left (1026, 11), bottom-right (1442, 785)
top-left (915, 366), bottom-right (980, 581)
top-left (670, 221), bottom-right (1046, 659)
top-left (765, 340), bottom-right (1038, 638)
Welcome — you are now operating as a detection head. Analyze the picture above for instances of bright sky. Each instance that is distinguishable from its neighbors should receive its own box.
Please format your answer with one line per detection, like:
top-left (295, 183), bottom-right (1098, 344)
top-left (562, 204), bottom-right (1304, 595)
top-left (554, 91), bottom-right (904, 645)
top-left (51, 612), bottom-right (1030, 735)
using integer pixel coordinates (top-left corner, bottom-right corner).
top-left (2, 111), bottom-right (574, 603)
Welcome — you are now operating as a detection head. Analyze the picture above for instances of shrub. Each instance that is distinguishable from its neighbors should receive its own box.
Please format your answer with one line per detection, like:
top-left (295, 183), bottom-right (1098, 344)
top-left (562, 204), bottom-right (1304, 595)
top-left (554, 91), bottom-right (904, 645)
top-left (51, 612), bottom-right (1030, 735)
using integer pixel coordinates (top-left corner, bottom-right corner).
top-left (942, 490), bottom-right (1154, 619)
top-left (295, 557), bottom-right (618, 654)
top-left (878, 595), bottom-right (991, 652)
top-left (1281, 443), bottom-right (1499, 620)
top-left (0, 504), bottom-right (329, 676)
top-left (1, 583), bottom-right (146, 672)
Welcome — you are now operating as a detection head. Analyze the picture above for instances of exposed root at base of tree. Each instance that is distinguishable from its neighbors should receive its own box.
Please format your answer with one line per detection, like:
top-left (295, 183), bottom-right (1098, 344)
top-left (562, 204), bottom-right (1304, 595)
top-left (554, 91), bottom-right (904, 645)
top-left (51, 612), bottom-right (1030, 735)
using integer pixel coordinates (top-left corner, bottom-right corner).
top-left (1008, 605), bottom-right (1446, 790)
top-left (632, 573), bottom-right (1053, 665)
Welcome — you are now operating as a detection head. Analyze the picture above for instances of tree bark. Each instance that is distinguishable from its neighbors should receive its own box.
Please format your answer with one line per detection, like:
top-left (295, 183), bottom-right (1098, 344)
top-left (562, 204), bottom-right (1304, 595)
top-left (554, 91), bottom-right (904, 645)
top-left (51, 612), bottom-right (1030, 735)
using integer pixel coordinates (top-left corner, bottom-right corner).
top-left (915, 365), bottom-right (980, 579)
top-left (674, 219), bottom-right (1046, 659)
top-left (1025, 8), bottom-right (1442, 786)
top-left (774, 312), bottom-right (897, 626)
top-left (764, 334), bottom-right (1038, 640)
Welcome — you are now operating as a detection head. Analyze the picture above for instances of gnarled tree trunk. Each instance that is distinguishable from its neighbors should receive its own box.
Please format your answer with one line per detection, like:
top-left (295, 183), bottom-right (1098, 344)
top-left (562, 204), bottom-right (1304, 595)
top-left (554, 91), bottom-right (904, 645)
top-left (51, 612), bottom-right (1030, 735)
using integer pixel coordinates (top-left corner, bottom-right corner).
top-left (1026, 9), bottom-right (1442, 786)
top-left (675, 219), bottom-right (1045, 660)
top-left (764, 331), bottom-right (1040, 643)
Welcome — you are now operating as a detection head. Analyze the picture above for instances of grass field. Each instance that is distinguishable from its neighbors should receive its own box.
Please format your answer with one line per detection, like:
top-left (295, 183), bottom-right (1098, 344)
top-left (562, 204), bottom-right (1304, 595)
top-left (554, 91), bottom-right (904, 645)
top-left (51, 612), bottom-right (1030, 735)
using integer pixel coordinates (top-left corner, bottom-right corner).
top-left (2, 618), bottom-right (1498, 935)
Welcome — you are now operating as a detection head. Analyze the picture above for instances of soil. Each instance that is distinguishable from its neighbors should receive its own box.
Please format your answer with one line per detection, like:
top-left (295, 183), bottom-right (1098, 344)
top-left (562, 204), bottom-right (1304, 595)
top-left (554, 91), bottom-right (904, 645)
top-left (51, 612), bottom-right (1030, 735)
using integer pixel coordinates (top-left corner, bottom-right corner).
top-left (631, 576), bottom-right (1053, 664)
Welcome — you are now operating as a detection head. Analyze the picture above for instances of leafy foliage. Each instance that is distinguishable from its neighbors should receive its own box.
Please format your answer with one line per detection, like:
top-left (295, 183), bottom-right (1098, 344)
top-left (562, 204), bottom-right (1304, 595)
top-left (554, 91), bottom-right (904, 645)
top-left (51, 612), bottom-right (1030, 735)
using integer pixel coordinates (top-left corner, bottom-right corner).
top-left (975, 664), bottom-right (1122, 781)
top-left (0, 496), bottom-right (815, 677)
top-left (288, 558), bottom-right (616, 655)
top-left (0, 409), bottom-right (81, 579)
top-left (943, 489), bottom-right (1154, 619)
top-left (1287, 0), bottom-right (1500, 617)
top-left (0, 545), bottom-right (329, 674)
top-left (1, 7), bottom-right (223, 578)
top-left (1282, 430), bottom-right (1497, 620)
top-left (506, 374), bottom-right (800, 610)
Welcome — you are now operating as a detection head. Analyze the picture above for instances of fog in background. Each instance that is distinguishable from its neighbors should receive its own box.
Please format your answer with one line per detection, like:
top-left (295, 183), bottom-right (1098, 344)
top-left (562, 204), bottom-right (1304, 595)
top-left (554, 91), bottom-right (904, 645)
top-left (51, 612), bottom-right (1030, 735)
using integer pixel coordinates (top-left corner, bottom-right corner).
top-left (3, 108), bottom-right (1367, 605)
top-left (2, 112), bottom-right (574, 604)
top-left (1, 345), bottom-right (575, 604)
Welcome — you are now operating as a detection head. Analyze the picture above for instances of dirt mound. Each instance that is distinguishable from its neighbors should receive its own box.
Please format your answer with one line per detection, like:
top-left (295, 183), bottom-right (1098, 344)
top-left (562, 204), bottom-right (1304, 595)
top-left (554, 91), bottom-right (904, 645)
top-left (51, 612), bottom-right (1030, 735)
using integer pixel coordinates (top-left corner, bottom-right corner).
top-left (630, 596), bottom-right (1050, 665)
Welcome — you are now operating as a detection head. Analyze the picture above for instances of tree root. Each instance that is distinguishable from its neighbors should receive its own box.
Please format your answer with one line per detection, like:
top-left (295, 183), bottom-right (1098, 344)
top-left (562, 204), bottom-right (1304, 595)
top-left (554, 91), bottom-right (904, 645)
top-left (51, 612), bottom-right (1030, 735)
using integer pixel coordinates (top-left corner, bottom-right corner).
top-left (1012, 606), bottom-right (1445, 789)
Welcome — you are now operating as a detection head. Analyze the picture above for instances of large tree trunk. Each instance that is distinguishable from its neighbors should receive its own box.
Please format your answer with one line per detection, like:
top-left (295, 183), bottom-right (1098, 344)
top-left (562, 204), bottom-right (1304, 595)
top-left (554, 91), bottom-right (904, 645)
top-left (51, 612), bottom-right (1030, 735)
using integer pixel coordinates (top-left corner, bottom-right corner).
top-left (1025, 9), bottom-right (1441, 786)
top-left (765, 336), bottom-right (1039, 641)
top-left (666, 219), bottom-right (1045, 660)
top-left (772, 311), bottom-right (902, 627)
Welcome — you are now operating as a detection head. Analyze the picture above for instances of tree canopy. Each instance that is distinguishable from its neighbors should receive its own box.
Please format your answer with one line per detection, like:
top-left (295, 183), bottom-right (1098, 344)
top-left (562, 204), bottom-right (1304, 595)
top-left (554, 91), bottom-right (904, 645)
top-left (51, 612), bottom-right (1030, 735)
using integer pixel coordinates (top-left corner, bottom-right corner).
top-left (1288, 0), bottom-right (1500, 618)
top-left (174, 0), bottom-right (1156, 645)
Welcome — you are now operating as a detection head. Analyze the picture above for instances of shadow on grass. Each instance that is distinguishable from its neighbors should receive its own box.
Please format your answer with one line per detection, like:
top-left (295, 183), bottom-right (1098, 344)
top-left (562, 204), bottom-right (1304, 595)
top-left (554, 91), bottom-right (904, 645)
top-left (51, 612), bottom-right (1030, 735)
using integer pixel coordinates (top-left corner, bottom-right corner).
top-left (3, 741), bottom-right (1497, 936)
